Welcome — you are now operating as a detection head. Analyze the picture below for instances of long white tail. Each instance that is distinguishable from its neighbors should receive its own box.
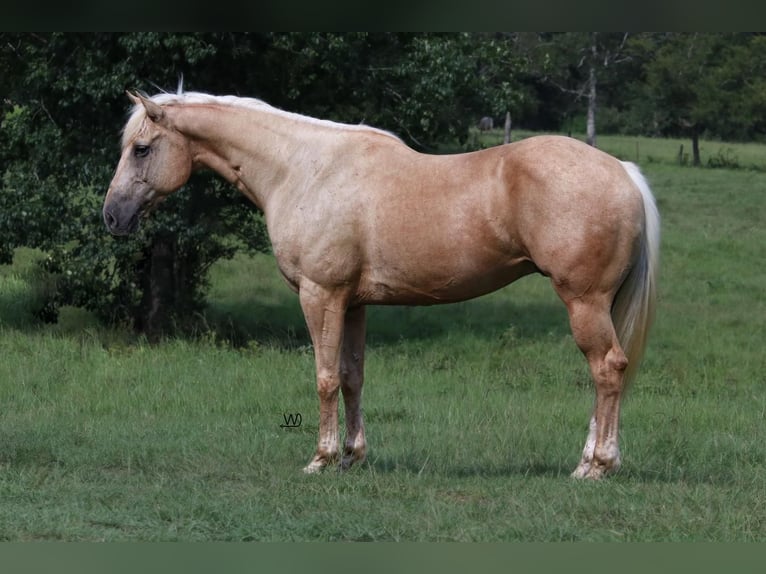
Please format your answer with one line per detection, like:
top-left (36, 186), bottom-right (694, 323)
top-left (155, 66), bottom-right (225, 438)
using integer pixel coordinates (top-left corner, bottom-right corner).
top-left (613, 161), bottom-right (661, 387)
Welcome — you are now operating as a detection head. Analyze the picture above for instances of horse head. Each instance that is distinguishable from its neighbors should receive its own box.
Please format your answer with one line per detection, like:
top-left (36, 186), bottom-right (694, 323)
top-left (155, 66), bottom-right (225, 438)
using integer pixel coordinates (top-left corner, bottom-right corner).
top-left (103, 92), bottom-right (193, 235)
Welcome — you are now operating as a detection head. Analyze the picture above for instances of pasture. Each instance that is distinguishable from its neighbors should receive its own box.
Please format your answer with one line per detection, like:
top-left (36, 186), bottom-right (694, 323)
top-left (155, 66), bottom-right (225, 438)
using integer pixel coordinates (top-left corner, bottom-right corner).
top-left (1, 134), bottom-right (765, 541)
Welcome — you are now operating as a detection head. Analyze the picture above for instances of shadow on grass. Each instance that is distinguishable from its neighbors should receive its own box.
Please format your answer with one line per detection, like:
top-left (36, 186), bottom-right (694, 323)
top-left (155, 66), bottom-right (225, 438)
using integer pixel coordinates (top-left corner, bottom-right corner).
top-left (203, 288), bottom-right (570, 351)
top-left (367, 454), bottom-right (570, 479)
top-left (366, 454), bottom-right (752, 486)
top-left (1, 292), bottom-right (569, 352)
top-left (2, 249), bottom-right (569, 351)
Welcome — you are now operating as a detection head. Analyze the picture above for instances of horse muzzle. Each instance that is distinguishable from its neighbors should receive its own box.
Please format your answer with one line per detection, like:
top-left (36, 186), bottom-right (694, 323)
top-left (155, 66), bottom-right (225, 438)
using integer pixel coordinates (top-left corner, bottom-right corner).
top-left (103, 196), bottom-right (142, 236)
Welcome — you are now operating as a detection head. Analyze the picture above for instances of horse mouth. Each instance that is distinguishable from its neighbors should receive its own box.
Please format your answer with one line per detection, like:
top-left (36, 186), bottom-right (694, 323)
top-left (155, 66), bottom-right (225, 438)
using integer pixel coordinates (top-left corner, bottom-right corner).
top-left (104, 188), bottom-right (167, 236)
top-left (124, 212), bottom-right (142, 235)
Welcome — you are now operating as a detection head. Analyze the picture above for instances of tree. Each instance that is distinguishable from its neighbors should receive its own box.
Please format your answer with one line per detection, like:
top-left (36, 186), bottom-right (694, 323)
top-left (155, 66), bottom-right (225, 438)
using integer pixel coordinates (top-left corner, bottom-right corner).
top-left (640, 33), bottom-right (766, 165)
top-left (385, 33), bottom-right (532, 149)
top-left (527, 32), bottom-right (633, 146)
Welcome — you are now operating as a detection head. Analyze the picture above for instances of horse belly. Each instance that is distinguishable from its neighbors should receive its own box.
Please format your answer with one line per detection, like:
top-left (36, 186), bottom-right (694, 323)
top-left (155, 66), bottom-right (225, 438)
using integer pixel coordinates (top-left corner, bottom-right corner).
top-left (356, 186), bottom-right (533, 305)
top-left (357, 249), bottom-right (536, 306)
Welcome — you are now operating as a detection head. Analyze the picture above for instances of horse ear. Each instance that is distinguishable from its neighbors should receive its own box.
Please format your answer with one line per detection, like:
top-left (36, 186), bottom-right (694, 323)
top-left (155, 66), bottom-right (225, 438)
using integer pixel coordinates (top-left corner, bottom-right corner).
top-left (128, 91), bottom-right (165, 123)
top-left (126, 90), bottom-right (141, 107)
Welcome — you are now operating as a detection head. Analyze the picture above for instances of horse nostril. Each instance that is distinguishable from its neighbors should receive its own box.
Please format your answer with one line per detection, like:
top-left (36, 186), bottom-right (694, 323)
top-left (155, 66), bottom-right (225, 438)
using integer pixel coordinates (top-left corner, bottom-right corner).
top-left (103, 208), bottom-right (117, 230)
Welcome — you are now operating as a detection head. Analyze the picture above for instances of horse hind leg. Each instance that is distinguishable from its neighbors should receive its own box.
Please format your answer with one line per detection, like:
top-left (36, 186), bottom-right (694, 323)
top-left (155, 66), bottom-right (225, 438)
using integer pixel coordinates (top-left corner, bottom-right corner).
top-left (565, 297), bottom-right (629, 479)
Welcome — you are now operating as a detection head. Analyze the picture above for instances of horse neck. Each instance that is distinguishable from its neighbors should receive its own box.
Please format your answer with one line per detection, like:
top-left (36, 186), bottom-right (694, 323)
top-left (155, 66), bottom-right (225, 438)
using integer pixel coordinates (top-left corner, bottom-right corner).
top-left (173, 103), bottom-right (325, 211)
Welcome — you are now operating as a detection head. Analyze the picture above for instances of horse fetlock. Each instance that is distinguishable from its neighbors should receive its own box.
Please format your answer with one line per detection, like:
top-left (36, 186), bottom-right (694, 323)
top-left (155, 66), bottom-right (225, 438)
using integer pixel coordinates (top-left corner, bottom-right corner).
top-left (595, 442), bottom-right (621, 470)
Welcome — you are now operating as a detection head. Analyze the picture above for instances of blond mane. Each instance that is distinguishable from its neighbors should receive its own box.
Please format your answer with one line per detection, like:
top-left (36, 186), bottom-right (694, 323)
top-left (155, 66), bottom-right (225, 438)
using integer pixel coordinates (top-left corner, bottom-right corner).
top-left (122, 90), bottom-right (400, 148)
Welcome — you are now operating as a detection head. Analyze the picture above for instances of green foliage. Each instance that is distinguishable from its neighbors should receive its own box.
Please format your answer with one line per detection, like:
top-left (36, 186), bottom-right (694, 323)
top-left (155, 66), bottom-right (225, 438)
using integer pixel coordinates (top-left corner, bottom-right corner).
top-left (390, 33), bottom-right (530, 148)
top-left (639, 33), bottom-right (766, 142)
top-left (706, 147), bottom-right (740, 169)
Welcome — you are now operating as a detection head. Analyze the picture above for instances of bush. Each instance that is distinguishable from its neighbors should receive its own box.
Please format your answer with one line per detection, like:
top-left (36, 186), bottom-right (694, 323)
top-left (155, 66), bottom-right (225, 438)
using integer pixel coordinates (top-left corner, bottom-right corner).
top-left (707, 147), bottom-right (740, 169)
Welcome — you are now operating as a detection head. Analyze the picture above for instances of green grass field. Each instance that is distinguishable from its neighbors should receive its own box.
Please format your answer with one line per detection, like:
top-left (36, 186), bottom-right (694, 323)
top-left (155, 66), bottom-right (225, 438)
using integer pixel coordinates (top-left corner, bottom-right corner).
top-left (1, 134), bottom-right (765, 541)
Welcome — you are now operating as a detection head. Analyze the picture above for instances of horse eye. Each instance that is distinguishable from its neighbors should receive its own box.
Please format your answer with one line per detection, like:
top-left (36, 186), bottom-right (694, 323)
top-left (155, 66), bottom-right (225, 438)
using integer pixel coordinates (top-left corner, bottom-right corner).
top-left (134, 144), bottom-right (150, 158)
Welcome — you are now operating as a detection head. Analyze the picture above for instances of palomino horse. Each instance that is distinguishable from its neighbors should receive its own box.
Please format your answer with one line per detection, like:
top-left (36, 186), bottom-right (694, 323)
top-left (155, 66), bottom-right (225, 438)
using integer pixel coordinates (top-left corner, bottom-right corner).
top-left (103, 90), bottom-right (659, 479)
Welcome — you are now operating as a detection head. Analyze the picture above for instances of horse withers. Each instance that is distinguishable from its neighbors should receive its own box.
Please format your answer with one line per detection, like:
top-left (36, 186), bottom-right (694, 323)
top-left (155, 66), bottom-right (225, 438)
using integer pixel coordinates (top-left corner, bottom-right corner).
top-left (104, 90), bottom-right (659, 479)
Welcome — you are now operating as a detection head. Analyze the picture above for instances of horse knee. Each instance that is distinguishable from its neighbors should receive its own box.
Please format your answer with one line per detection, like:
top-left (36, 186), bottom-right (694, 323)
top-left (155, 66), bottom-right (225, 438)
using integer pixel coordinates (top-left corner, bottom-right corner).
top-left (317, 372), bottom-right (340, 401)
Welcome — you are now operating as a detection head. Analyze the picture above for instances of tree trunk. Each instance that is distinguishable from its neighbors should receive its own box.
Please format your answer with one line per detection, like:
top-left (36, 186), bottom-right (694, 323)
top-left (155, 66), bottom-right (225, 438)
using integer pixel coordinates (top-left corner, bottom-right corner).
top-left (503, 111), bottom-right (512, 144)
top-left (135, 233), bottom-right (178, 340)
top-left (586, 64), bottom-right (597, 147)
top-left (692, 131), bottom-right (701, 166)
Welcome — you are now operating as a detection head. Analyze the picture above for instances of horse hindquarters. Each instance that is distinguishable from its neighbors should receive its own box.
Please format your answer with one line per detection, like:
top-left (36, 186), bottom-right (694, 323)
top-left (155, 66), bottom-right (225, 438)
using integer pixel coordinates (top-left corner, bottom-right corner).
top-left (563, 163), bottom-right (659, 479)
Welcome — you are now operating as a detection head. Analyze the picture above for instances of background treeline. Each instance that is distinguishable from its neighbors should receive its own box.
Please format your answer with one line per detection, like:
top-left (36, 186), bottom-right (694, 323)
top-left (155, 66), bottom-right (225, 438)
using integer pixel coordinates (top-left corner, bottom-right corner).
top-left (2, 32), bottom-right (765, 336)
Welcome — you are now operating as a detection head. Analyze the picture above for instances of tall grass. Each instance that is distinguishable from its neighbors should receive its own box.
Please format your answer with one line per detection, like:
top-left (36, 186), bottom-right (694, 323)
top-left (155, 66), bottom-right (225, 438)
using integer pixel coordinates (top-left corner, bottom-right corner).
top-left (1, 136), bottom-right (765, 540)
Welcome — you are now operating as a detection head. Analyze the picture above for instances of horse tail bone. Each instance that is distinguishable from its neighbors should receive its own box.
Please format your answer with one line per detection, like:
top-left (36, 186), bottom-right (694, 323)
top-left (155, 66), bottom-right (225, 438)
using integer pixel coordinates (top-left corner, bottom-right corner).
top-left (612, 161), bottom-right (660, 388)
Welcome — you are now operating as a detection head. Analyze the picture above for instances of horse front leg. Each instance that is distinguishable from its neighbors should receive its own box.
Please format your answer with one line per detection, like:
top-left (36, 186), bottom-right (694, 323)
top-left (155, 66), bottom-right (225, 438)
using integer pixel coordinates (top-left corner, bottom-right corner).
top-left (299, 281), bottom-right (349, 474)
top-left (340, 306), bottom-right (367, 470)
